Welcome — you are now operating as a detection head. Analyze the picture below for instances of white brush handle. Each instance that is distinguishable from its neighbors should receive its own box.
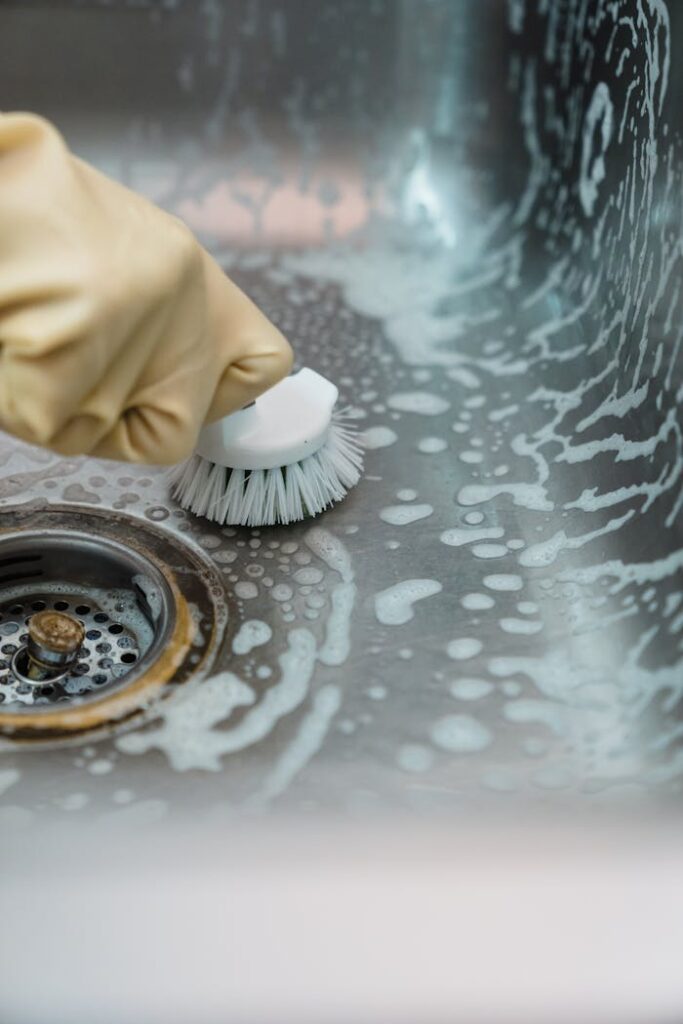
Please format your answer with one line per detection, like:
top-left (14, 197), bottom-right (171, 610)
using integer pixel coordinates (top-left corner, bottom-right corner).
top-left (196, 368), bottom-right (339, 471)
top-left (211, 403), bottom-right (260, 444)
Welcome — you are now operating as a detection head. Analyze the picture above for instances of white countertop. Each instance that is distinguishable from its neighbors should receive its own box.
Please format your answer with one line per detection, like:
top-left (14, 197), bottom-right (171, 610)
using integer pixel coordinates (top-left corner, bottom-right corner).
top-left (3, 817), bottom-right (682, 1024)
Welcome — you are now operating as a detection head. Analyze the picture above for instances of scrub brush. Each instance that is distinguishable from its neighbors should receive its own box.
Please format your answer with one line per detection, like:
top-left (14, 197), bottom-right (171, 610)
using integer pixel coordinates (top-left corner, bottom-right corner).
top-left (170, 368), bottom-right (363, 527)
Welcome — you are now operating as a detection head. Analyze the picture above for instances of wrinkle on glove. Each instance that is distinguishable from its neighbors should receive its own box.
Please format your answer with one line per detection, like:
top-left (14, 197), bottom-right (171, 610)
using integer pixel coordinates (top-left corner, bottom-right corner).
top-left (0, 113), bottom-right (292, 464)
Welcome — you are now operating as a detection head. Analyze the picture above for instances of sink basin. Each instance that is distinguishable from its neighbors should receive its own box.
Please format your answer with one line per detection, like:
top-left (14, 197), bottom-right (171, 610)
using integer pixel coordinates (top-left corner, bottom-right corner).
top-left (0, 1), bottom-right (682, 1020)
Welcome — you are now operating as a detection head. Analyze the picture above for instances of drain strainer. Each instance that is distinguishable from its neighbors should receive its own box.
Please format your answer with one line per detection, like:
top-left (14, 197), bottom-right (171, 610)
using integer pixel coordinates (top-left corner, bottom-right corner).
top-left (0, 504), bottom-right (226, 747)
top-left (1, 590), bottom-right (151, 704)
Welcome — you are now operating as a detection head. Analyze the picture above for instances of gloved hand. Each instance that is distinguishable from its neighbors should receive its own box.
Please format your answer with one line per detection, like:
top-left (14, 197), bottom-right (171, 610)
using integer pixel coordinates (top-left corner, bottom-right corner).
top-left (0, 113), bottom-right (293, 464)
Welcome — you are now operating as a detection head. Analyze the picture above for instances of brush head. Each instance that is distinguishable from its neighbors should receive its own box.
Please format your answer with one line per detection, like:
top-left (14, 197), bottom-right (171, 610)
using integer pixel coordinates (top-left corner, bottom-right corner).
top-left (169, 369), bottom-right (364, 527)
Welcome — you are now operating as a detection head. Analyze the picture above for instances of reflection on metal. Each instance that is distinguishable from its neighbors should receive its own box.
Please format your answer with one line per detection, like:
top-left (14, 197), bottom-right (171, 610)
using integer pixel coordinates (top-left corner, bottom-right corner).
top-left (0, 0), bottom-right (681, 810)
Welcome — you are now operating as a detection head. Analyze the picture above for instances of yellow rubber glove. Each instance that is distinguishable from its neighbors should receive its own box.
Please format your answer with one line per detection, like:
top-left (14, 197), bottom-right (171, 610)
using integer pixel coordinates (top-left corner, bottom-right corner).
top-left (0, 113), bottom-right (292, 464)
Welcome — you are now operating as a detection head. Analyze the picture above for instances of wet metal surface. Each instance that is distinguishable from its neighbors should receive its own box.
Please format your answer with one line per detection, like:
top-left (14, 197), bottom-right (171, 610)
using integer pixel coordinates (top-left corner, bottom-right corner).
top-left (0, 0), bottom-right (681, 820)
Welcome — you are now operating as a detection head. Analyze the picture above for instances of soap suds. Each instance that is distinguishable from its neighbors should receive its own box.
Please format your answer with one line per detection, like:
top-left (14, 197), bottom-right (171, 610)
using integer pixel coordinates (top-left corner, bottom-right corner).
top-left (253, 685), bottom-right (342, 805)
top-left (232, 620), bottom-right (273, 656)
top-left (472, 544), bottom-right (508, 559)
top-left (460, 450), bottom-right (484, 464)
top-left (441, 526), bottom-right (505, 547)
top-left (417, 436), bottom-right (448, 453)
top-left (306, 528), bottom-right (356, 667)
top-left (483, 574), bottom-right (524, 591)
top-left (387, 392), bottom-right (450, 415)
top-left (449, 678), bottom-right (494, 700)
top-left (500, 617), bottom-right (543, 635)
top-left (305, 526), bottom-right (353, 579)
top-left (319, 581), bottom-right (356, 666)
top-left (503, 699), bottom-right (568, 735)
top-left (461, 593), bottom-right (496, 610)
top-left (517, 601), bottom-right (539, 615)
top-left (116, 670), bottom-right (257, 771)
top-left (447, 638), bottom-right (483, 660)
top-left (380, 503), bottom-right (433, 526)
top-left (363, 426), bottom-right (398, 449)
top-left (293, 567), bottom-right (324, 585)
top-left (375, 579), bottom-right (442, 626)
top-left (430, 714), bottom-right (492, 753)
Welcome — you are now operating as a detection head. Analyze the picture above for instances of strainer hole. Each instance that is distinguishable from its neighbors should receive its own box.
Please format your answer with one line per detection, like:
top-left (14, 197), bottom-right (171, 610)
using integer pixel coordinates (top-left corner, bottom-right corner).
top-left (54, 601), bottom-right (69, 612)
top-left (96, 642), bottom-right (112, 654)
top-left (98, 657), bottom-right (114, 669)
top-left (86, 630), bottom-right (102, 641)
top-left (93, 613), bottom-right (108, 624)
top-left (9, 605), bottom-right (23, 615)
top-left (75, 605), bottom-right (91, 616)
top-left (108, 624), bottom-right (124, 635)
top-left (121, 652), bottom-right (138, 664)
top-left (73, 663), bottom-right (89, 676)
top-left (31, 601), bottom-right (46, 612)
top-left (2, 643), bottom-right (17, 655)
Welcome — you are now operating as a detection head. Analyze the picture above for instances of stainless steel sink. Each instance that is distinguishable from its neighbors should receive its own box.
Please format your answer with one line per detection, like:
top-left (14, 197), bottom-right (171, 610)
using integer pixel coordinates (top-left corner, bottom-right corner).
top-left (1, 1), bottom-right (682, 1020)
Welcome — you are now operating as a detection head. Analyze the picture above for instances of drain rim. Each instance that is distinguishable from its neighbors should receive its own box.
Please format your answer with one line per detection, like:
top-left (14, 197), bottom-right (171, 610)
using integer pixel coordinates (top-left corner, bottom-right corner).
top-left (0, 504), bottom-right (226, 746)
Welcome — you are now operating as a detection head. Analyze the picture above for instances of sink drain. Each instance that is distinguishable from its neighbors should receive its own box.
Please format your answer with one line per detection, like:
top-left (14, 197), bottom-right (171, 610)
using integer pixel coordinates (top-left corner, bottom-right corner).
top-left (0, 505), bottom-right (226, 747)
top-left (0, 531), bottom-right (174, 707)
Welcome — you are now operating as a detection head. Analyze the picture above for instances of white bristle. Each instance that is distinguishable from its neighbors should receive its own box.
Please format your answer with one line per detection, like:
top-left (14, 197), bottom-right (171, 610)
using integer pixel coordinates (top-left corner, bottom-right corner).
top-left (170, 412), bottom-right (364, 528)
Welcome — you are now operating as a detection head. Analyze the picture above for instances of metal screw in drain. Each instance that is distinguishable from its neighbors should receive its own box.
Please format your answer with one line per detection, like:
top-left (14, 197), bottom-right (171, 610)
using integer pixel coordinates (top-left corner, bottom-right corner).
top-left (12, 609), bottom-right (86, 685)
